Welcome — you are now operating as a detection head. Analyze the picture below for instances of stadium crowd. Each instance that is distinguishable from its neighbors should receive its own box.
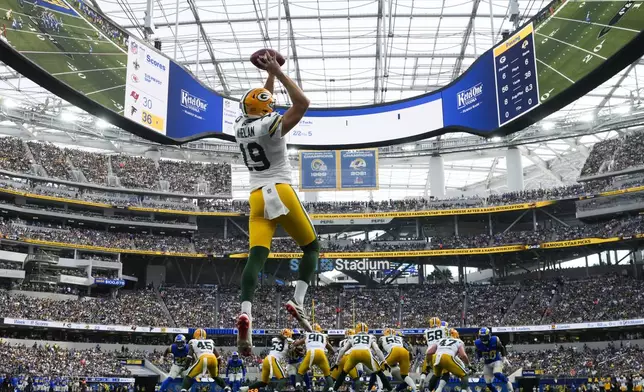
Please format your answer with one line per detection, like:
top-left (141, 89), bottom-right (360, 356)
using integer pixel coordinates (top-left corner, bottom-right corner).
top-left (1, 213), bottom-right (642, 255)
top-left (1, 275), bottom-right (643, 329)
top-left (581, 130), bottom-right (644, 176)
top-left (2, 136), bottom-right (644, 215)
top-left (0, 289), bottom-right (167, 327)
top-left (507, 343), bottom-right (644, 377)
top-left (0, 138), bottom-right (232, 195)
top-left (0, 341), bottom-right (130, 377)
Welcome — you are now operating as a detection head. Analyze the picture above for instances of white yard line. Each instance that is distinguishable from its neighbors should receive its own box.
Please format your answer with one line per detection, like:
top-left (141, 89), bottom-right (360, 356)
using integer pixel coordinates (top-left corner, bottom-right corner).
top-left (537, 58), bottom-right (575, 83)
top-left (535, 32), bottom-right (608, 60)
top-left (52, 66), bottom-right (126, 76)
top-left (85, 84), bottom-right (125, 95)
top-left (552, 16), bottom-right (641, 33)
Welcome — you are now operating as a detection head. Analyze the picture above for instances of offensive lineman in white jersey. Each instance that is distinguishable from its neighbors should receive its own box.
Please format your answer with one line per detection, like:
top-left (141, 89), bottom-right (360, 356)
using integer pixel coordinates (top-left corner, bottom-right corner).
top-left (233, 52), bottom-right (320, 356)
top-left (241, 329), bottom-right (292, 392)
top-left (379, 329), bottom-right (416, 392)
top-left (182, 329), bottom-right (230, 392)
top-left (421, 318), bottom-right (450, 390)
top-left (333, 322), bottom-right (393, 392)
top-left (426, 329), bottom-right (473, 392)
top-left (293, 323), bottom-right (335, 391)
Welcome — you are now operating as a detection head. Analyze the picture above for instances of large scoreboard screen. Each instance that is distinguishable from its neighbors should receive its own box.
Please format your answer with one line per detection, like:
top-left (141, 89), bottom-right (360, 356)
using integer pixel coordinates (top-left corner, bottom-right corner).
top-left (493, 23), bottom-right (540, 126)
top-left (0, 0), bottom-right (642, 147)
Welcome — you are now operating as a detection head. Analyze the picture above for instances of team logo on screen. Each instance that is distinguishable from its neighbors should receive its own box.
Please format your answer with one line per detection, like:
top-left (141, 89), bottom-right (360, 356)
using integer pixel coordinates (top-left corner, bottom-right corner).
top-left (130, 74), bottom-right (139, 83)
top-left (130, 91), bottom-right (139, 102)
top-left (180, 90), bottom-right (208, 114)
top-left (349, 158), bottom-right (367, 169)
top-left (456, 82), bottom-right (483, 111)
top-left (311, 159), bottom-right (328, 171)
top-left (130, 41), bottom-right (138, 54)
top-left (133, 60), bottom-right (140, 70)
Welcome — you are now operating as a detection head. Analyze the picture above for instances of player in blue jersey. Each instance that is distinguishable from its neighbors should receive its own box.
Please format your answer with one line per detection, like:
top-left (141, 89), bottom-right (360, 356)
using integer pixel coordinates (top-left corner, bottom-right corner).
top-left (474, 328), bottom-right (513, 392)
top-left (586, 11), bottom-right (591, 23)
top-left (226, 352), bottom-right (246, 392)
top-left (159, 334), bottom-right (191, 392)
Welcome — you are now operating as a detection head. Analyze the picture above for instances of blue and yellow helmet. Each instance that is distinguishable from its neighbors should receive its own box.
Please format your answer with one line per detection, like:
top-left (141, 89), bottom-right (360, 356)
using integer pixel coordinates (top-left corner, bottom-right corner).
top-left (232, 351), bottom-right (239, 358)
top-left (175, 334), bottom-right (186, 348)
top-left (479, 327), bottom-right (491, 343)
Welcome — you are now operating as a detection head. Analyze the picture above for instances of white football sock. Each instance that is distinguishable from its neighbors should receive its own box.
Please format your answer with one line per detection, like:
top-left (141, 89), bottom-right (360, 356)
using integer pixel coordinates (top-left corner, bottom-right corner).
top-left (507, 381), bottom-right (514, 392)
top-left (294, 280), bottom-right (309, 305)
top-left (436, 379), bottom-right (447, 392)
top-left (404, 375), bottom-right (417, 391)
top-left (241, 301), bottom-right (252, 316)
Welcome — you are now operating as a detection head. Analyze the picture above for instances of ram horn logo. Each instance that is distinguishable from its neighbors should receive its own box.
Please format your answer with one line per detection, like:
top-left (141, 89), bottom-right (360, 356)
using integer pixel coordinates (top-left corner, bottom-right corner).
top-left (350, 158), bottom-right (366, 169)
top-left (311, 159), bottom-right (328, 171)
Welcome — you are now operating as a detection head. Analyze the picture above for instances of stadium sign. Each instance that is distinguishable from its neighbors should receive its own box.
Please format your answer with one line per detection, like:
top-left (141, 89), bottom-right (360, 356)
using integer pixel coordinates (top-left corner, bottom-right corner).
top-left (312, 217), bottom-right (393, 225)
top-left (322, 258), bottom-right (391, 272)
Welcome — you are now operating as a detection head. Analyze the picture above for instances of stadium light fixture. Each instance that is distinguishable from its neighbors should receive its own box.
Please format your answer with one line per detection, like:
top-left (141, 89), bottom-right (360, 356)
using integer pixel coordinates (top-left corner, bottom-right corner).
top-left (288, 148), bottom-right (298, 156)
top-left (61, 112), bottom-right (77, 123)
top-left (581, 113), bottom-right (595, 123)
top-left (615, 105), bottom-right (631, 114)
top-left (2, 98), bottom-right (17, 108)
top-left (541, 122), bottom-right (555, 130)
top-left (490, 137), bottom-right (502, 142)
top-left (96, 119), bottom-right (110, 129)
top-left (402, 144), bottom-right (416, 151)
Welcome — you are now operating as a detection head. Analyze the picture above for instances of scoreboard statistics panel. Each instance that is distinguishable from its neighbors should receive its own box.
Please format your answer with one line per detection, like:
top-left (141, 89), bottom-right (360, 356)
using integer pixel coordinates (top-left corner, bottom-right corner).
top-left (0, 0), bottom-right (643, 148)
top-left (493, 23), bottom-right (540, 126)
top-left (123, 37), bottom-right (170, 135)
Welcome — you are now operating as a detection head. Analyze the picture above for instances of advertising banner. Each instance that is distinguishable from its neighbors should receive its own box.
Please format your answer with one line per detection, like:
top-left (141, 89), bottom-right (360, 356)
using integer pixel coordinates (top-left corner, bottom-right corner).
top-left (299, 151), bottom-right (338, 191)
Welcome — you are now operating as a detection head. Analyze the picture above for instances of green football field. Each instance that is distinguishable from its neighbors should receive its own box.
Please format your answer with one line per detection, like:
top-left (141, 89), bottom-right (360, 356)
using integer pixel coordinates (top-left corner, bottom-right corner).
top-left (0, 0), bottom-right (127, 113)
top-left (534, 0), bottom-right (644, 104)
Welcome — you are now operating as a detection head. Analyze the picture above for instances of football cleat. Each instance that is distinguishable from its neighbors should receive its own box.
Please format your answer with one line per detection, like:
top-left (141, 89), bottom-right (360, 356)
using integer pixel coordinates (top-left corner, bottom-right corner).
top-left (236, 313), bottom-right (253, 356)
top-left (285, 300), bottom-right (312, 332)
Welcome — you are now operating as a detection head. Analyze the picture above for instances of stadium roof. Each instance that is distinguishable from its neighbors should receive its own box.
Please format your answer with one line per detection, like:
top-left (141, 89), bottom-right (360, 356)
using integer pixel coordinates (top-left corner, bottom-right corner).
top-left (0, 0), bottom-right (643, 200)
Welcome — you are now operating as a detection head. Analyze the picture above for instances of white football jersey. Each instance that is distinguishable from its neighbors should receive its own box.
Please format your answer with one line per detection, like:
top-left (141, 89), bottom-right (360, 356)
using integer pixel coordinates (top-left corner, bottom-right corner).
top-left (234, 112), bottom-right (291, 191)
top-left (339, 338), bottom-right (353, 354)
top-left (434, 337), bottom-right (464, 358)
top-left (350, 333), bottom-right (376, 350)
top-left (189, 339), bottom-right (215, 357)
top-left (304, 332), bottom-right (327, 350)
top-left (424, 327), bottom-right (447, 348)
top-left (380, 335), bottom-right (404, 354)
top-left (269, 336), bottom-right (290, 359)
